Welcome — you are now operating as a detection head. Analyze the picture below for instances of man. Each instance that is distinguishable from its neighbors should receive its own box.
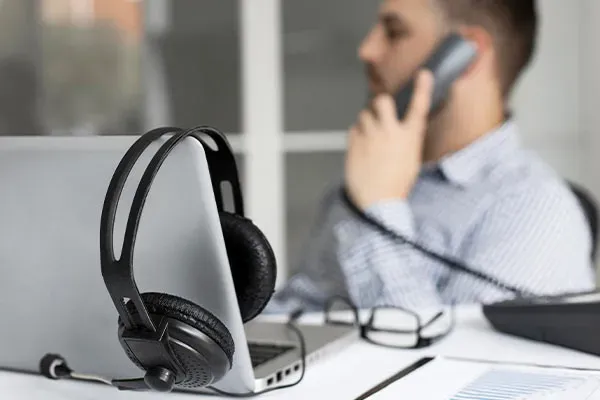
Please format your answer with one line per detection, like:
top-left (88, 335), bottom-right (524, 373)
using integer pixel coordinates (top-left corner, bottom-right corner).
top-left (266, 0), bottom-right (596, 313)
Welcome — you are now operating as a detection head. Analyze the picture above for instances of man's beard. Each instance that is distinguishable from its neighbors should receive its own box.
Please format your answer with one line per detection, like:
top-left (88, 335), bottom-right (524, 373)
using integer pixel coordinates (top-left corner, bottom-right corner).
top-left (366, 64), bottom-right (388, 92)
top-left (364, 66), bottom-right (386, 111)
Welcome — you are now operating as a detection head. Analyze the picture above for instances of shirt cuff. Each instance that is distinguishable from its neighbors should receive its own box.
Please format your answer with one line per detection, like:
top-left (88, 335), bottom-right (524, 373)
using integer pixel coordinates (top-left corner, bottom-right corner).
top-left (364, 199), bottom-right (415, 238)
top-left (335, 198), bottom-right (416, 251)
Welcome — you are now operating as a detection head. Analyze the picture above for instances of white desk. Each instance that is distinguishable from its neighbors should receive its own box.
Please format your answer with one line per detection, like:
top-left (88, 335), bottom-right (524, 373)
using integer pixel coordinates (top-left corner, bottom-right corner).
top-left (2, 306), bottom-right (600, 399)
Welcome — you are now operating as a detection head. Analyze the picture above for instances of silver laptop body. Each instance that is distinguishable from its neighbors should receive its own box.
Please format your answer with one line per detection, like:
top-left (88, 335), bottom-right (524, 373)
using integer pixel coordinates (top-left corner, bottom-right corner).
top-left (0, 136), bottom-right (358, 394)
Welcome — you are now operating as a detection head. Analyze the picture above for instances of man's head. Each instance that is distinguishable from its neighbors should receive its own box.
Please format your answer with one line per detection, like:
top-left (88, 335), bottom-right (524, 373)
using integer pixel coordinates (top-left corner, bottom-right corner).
top-left (360, 0), bottom-right (538, 102)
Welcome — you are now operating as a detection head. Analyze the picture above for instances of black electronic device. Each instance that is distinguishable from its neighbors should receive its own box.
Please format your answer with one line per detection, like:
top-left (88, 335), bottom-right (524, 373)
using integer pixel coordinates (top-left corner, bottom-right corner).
top-left (395, 32), bottom-right (478, 118)
top-left (483, 289), bottom-right (600, 356)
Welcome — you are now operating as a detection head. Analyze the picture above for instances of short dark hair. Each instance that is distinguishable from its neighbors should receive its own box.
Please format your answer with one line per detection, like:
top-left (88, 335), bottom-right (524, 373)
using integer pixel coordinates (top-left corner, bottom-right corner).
top-left (435, 0), bottom-right (538, 96)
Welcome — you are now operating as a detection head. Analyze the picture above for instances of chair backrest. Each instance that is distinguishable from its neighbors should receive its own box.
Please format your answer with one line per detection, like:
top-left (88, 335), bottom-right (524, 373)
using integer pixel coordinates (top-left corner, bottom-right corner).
top-left (568, 181), bottom-right (599, 262)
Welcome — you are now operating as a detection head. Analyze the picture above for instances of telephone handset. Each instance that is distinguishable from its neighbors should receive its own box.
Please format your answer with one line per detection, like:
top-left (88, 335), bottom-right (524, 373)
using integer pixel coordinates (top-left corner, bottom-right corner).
top-left (395, 33), bottom-right (478, 119)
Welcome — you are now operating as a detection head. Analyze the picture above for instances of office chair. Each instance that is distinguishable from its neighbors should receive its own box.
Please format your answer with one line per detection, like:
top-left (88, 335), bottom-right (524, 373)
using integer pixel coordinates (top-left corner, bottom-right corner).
top-left (568, 181), bottom-right (599, 262)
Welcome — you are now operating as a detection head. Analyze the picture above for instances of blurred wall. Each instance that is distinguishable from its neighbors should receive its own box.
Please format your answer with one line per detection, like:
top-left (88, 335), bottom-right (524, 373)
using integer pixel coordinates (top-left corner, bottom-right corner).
top-left (510, 0), bottom-right (582, 184)
top-left (579, 0), bottom-right (600, 274)
top-left (94, 0), bottom-right (141, 41)
top-left (143, 0), bottom-right (241, 133)
top-left (580, 1), bottom-right (600, 199)
top-left (0, 0), bottom-right (43, 135)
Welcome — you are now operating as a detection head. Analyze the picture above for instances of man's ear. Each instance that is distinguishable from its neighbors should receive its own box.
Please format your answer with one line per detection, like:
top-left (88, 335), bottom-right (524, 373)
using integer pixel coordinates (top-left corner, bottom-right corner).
top-left (456, 25), bottom-right (495, 79)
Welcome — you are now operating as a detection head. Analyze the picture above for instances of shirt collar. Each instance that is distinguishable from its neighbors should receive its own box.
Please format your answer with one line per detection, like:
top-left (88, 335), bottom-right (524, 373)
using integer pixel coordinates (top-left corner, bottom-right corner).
top-left (433, 118), bottom-right (521, 187)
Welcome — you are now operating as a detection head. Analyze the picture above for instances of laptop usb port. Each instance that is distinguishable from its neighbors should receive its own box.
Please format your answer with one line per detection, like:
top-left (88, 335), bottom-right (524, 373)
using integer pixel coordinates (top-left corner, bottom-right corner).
top-left (276, 371), bottom-right (283, 382)
top-left (267, 377), bottom-right (273, 386)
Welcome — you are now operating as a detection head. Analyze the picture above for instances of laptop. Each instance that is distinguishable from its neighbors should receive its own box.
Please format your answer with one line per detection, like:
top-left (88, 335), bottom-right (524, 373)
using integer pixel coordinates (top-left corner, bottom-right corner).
top-left (0, 135), bottom-right (358, 395)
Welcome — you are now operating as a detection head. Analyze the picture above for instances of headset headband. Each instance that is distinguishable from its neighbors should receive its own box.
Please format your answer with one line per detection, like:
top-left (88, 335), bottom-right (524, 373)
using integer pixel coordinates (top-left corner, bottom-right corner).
top-left (100, 126), bottom-right (244, 333)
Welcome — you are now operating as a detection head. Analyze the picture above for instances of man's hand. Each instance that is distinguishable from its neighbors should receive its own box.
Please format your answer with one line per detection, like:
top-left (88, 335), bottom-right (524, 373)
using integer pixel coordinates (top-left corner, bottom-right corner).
top-left (345, 70), bottom-right (434, 210)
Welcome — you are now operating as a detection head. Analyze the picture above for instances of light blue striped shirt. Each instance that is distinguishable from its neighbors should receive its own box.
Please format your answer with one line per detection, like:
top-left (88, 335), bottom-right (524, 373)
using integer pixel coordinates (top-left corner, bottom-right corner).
top-left (265, 119), bottom-right (596, 313)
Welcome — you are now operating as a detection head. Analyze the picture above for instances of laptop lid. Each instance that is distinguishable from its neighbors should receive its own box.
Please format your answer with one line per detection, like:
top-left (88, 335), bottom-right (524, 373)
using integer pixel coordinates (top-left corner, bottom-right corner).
top-left (0, 136), bottom-right (255, 394)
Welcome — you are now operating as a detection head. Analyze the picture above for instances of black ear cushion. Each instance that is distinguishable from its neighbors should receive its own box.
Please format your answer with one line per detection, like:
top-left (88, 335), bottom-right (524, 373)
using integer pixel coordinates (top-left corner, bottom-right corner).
top-left (220, 212), bottom-right (277, 322)
top-left (122, 292), bottom-right (235, 364)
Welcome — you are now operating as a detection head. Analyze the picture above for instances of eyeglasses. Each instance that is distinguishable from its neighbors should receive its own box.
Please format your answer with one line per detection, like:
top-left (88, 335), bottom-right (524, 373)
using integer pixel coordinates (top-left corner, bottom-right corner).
top-left (324, 296), bottom-right (455, 349)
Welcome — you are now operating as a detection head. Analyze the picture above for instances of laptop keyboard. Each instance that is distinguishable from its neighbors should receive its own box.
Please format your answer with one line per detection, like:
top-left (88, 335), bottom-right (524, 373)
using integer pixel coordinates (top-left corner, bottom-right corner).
top-left (248, 342), bottom-right (295, 368)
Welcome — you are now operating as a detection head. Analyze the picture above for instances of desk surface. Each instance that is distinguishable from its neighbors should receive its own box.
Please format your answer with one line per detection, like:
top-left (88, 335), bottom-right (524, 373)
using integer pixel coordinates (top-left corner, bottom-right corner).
top-left (3, 306), bottom-right (600, 399)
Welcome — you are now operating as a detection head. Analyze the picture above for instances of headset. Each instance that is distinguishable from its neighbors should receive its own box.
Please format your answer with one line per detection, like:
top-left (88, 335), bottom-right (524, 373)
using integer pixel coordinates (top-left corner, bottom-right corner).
top-left (38, 126), bottom-right (297, 396)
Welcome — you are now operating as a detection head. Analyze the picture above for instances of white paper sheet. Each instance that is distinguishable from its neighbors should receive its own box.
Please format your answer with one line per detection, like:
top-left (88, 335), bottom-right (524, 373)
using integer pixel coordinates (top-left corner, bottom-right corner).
top-left (368, 357), bottom-right (600, 400)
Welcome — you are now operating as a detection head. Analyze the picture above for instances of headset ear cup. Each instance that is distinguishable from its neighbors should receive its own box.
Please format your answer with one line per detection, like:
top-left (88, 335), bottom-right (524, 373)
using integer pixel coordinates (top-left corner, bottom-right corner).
top-left (119, 292), bottom-right (235, 388)
top-left (220, 212), bottom-right (277, 322)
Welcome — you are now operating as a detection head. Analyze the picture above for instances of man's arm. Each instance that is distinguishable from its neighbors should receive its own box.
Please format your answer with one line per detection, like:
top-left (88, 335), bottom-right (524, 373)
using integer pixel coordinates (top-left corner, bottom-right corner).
top-left (267, 70), bottom-right (435, 316)
top-left (334, 198), bottom-right (444, 309)
top-left (453, 182), bottom-right (596, 302)
top-left (263, 187), bottom-right (349, 313)
top-left (334, 182), bottom-right (596, 309)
